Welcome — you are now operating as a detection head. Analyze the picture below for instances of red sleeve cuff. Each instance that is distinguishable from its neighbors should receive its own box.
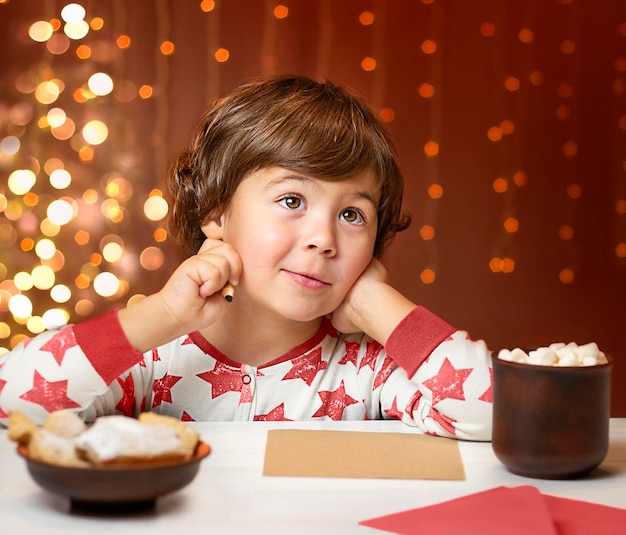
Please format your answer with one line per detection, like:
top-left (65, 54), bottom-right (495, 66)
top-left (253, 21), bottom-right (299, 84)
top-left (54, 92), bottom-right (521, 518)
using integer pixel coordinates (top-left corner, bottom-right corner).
top-left (385, 306), bottom-right (456, 377)
top-left (73, 309), bottom-right (145, 384)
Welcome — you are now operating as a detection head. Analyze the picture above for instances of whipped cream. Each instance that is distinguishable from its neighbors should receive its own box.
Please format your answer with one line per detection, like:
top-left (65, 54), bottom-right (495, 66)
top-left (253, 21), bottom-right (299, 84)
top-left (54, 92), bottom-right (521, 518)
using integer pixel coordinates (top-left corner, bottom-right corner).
top-left (74, 415), bottom-right (188, 463)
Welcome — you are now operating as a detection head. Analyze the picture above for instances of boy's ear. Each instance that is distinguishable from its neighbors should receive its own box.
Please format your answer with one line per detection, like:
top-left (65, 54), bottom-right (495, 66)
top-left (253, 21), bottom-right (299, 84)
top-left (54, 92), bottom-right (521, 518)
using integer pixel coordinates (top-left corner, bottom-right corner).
top-left (201, 213), bottom-right (225, 240)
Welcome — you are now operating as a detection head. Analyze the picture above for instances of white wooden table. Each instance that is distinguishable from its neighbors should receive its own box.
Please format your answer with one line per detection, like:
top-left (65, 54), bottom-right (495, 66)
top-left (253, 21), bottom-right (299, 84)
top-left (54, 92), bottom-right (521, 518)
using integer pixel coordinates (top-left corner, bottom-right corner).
top-left (1, 419), bottom-right (624, 534)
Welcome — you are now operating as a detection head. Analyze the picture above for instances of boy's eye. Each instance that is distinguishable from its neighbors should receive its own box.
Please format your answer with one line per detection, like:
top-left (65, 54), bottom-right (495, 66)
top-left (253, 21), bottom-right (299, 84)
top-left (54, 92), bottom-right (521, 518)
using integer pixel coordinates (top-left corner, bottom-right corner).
top-left (340, 209), bottom-right (365, 224)
top-left (279, 195), bottom-right (304, 210)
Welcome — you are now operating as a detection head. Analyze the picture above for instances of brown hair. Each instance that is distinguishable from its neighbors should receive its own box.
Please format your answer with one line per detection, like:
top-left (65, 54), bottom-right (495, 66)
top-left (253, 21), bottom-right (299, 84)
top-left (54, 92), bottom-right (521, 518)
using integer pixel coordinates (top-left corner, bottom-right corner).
top-left (168, 74), bottom-right (410, 258)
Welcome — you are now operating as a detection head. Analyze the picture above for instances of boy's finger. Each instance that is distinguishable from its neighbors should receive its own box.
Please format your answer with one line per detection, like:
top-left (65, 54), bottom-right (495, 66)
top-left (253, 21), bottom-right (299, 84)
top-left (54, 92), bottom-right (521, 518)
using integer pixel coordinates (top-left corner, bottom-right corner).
top-left (197, 238), bottom-right (224, 254)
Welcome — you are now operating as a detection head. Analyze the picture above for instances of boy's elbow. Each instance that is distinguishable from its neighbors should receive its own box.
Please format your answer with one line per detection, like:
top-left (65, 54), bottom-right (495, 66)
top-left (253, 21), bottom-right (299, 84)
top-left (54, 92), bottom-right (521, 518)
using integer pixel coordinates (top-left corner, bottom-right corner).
top-left (452, 406), bottom-right (493, 441)
top-left (413, 399), bottom-right (493, 441)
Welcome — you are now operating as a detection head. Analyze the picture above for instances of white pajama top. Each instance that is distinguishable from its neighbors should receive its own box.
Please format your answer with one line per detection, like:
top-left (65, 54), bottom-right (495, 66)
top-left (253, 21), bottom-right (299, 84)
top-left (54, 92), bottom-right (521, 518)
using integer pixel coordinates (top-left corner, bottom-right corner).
top-left (0, 306), bottom-right (493, 440)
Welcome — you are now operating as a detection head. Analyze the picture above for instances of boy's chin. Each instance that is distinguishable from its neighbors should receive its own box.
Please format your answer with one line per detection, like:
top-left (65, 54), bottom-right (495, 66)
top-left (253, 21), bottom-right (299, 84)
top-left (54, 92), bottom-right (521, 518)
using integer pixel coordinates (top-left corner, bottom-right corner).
top-left (281, 306), bottom-right (335, 324)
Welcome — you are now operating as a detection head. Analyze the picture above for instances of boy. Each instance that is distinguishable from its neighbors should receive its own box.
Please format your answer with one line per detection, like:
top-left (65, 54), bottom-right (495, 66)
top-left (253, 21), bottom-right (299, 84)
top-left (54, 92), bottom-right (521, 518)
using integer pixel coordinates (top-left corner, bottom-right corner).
top-left (0, 75), bottom-right (492, 439)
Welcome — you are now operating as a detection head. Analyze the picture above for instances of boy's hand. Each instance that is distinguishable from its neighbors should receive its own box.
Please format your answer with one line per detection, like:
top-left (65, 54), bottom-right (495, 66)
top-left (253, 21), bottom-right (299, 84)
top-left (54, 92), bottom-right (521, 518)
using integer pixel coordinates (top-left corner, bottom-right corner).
top-left (118, 239), bottom-right (242, 352)
top-left (330, 258), bottom-right (416, 345)
top-left (330, 258), bottom-right (388, 334)
top-left (159, 239), bottom-right (242, 332)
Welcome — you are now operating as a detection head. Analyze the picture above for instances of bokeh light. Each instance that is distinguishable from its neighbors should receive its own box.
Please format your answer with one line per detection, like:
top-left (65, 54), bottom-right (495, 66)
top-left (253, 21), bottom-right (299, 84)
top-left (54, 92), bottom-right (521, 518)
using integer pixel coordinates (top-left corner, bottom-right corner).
top-left (50, 284), bottom-right (72, 303)
top-left (47, 198), bottom-right (76, 225)
top-left (8, 170), bottom-right (36, 195)
top-left (29, 20), bottom-right (54, 42)
top-left (88, 73), bottom-right (114, 96)
top-left (93, 272), bottom-right (120, 297)
top-left (8, 294), bottom-right (33, 319)
top-left (82, 119), bottom-right (108, 144)
top-left (49, 168), bottom-right (72, 189)
top-left (144, 194), bottom-right (169, 221)
top-left (1, 136), bottom-right (20, 154)
top-left (61, 3), bottom-right (86, 23)
top-left (35, 81), bottom-right (61, 104)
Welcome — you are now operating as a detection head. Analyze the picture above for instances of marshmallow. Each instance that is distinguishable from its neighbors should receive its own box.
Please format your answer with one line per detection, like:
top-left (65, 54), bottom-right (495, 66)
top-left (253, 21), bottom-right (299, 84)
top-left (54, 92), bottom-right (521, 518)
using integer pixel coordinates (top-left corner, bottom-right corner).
top-left (528, 347), bottom-right (557, 366)
top-left (556, 351), bottom-right (579, 367)
top-left (498, 341), bottom-right (607, 367)
top-left (497, 349), bottom-right (514, 362)
top-left (497, 347), bottom-right (530, 362)
top-left (576, 342), bottom-right (600, 359)
top-left (581, 356), bottom-right (599, 366)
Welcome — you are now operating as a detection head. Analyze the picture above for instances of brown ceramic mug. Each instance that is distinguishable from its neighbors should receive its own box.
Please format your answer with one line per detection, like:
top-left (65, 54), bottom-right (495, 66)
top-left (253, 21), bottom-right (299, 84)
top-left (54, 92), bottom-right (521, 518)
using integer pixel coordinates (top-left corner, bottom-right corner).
top-left (491, 351), bottom-right (612, 479)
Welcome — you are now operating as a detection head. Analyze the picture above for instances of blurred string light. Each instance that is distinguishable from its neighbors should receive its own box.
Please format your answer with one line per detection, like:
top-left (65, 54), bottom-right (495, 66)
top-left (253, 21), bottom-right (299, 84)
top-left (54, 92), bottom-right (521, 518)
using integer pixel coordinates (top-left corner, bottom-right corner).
top-left (153, 0), bottom-right (172, 203)
top-left (484, 3), bottom-right (537, 278)
top-left (555, 0), bottom-right (583, 285)
top-left (0, 2), bottom-right (173, 353)
top-left (414, 0), bottom-right (444, 285)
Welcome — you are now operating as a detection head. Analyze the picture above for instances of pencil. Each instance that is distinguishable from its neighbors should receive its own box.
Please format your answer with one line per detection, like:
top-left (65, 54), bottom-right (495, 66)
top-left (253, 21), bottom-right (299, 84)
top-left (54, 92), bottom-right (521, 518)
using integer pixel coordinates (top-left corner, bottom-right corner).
top-left (221, 282), bottom-right (235, 302)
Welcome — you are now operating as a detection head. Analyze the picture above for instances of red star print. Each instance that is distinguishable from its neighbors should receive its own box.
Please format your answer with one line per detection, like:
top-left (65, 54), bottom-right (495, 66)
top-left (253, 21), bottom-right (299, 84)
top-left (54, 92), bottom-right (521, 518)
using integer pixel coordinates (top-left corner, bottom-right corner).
top-left (254, 403), bottom-right (293, 421)
top-left (197, 362), bottom-right (242, 398)
top-left (373, 355), bottom-right (396, 390)
top-left (479, 367), bottom-right (493, 403)
top-left (40, 328), bottom-right (79, 365)
top-left (405, 389), bottom-right (423, 415)
top-left (338, 341), bottom-right (359, 366)
top-left (422, 358), bottom-right (473, 405)
top-left (427, 406), bottom-right (458, 436)
top-left (311, 380), bottom-right (358, 420)
top-left (0, 378), bottom-right (8, 418)
top-left (19, 370), bottom-right (81, 412)
top-left (181, 411), bottom-right (195, 421)
top-left (151, 372), bottom-right (182, 407)
top-left (115, 374), bottom-right (136, 416)
top-left (359, 340), bottom-right (383, 372)
top-left (384, 396), bottom-right (403, 419)
top-left (281, 348), bottom-right (327, 386)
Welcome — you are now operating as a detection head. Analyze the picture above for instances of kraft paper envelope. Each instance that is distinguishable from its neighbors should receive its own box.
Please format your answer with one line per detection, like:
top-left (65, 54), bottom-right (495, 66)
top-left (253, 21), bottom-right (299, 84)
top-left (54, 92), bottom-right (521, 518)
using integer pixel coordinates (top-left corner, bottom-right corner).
top-left (262, 429), bottom-right (465, 480)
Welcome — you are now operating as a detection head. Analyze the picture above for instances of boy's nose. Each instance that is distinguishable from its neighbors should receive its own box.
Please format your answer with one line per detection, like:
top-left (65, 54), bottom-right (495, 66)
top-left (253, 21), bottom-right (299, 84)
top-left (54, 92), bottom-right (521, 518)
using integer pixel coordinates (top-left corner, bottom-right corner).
top-left (306, 242), bottom-right (335, 255)
top-left (303, 221), bottom-right (337, 256)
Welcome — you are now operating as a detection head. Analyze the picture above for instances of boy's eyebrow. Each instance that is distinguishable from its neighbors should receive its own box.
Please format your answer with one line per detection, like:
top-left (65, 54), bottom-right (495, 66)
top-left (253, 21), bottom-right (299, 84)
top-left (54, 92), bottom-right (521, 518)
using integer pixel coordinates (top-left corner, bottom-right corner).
top-left (352, 189), bottom-right (379, 208)
top-left (267, 173), bottom-right (380, 207)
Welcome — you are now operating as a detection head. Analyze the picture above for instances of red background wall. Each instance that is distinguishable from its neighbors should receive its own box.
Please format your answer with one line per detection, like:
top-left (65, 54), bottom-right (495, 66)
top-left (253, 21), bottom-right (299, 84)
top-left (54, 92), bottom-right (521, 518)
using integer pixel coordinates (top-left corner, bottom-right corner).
top-left (1, 0), bottom-right (624, 414)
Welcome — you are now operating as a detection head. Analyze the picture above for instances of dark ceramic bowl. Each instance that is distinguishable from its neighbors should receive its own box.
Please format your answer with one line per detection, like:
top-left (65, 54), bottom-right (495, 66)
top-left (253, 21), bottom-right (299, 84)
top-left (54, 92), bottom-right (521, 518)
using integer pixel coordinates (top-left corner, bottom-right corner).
top-left (17, 440), bottom-right (211, 513)
top-left (491, 353), bottom-right (612, 479)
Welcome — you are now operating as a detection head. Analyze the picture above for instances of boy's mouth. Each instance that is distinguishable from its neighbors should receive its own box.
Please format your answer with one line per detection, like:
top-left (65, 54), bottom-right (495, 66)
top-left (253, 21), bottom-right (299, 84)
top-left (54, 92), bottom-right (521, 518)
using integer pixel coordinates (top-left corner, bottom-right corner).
top-left (282, 270), bottom-right (330, 289)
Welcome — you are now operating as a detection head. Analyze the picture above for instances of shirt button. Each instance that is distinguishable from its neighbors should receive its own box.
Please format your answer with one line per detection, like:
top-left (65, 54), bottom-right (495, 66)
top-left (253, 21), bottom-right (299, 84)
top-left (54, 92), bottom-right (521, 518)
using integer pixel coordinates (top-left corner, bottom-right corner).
top-left (242, 374), bottom-right (252, 385)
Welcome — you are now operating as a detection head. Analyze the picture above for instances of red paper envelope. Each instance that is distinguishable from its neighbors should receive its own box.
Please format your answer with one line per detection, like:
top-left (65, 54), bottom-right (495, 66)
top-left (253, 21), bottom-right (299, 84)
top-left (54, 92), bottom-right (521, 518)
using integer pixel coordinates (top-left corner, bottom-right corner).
top-left (359, 486), bottom-right (558, 535)
top-left (360, 486), bottom-right (626, 535)
top-left (544, 493), bottom-right (626, 535)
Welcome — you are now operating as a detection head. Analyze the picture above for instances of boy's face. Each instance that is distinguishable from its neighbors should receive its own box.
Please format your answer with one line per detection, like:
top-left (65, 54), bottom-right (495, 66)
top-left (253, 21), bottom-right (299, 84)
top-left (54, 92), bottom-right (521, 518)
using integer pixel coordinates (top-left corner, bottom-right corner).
top-left (215, 166), bottom-right (380, 322)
